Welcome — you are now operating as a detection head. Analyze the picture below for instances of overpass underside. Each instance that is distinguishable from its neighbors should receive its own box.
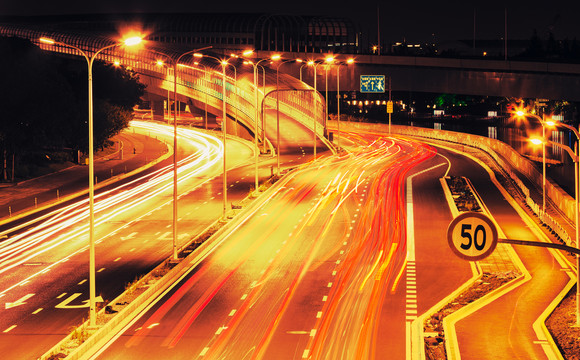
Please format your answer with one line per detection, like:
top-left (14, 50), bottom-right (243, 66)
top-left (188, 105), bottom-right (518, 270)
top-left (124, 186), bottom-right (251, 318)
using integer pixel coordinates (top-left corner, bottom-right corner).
top-left (282, 53), bottom-right (580, 101)
top-left (358, 64), bottom-right (580, 101)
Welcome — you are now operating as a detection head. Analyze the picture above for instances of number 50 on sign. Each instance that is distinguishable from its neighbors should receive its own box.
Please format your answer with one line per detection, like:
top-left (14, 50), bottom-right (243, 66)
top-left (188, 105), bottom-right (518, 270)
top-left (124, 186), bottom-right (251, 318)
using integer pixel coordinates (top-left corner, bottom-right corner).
top-left (447, 212), bottom-right (498, 261)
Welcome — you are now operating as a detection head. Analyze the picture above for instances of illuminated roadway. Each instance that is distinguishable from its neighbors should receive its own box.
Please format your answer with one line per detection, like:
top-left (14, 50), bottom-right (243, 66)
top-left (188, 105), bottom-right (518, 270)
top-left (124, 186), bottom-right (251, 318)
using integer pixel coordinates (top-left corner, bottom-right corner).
top-left (87, 127), bottom-right (574, 360)
top-left (0, 120), bottom-right (263, 359)
top-left (91, 133), bottom-right (471, 360)
top-left (0, 118), bottom-right (567, 359)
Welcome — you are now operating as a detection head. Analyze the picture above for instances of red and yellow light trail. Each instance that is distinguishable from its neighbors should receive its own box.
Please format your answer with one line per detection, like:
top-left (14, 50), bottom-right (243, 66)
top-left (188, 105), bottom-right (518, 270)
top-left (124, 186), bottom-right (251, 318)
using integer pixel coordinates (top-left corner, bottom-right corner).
top-left (102, 133), bottom-right (437, 360)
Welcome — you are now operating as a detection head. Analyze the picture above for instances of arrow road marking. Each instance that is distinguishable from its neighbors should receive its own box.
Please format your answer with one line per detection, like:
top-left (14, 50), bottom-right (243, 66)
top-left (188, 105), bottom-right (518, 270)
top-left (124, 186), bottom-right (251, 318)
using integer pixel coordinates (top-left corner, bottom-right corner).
top-left (55, 293), bottom-right (104, 309)
top-left (5, 293), bottom-right (35, 309)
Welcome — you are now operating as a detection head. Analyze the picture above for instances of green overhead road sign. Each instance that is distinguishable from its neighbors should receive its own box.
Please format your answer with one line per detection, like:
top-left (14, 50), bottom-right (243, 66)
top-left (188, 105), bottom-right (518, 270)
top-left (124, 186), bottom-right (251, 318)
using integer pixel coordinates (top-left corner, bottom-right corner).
top-left (360, 75), bottom-right (385, 93)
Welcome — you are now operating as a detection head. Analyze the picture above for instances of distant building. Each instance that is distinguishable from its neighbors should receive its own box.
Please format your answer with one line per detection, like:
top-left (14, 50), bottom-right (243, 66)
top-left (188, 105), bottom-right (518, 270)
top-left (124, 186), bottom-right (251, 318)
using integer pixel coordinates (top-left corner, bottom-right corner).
top-left (0, 13), bottom-right (361, 54)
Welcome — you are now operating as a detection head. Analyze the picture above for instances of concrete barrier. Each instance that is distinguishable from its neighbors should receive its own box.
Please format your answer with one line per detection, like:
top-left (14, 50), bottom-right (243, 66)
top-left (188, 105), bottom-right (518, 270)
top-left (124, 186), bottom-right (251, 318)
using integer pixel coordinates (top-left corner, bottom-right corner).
top-left (330, 120), bottom-right (575, 247)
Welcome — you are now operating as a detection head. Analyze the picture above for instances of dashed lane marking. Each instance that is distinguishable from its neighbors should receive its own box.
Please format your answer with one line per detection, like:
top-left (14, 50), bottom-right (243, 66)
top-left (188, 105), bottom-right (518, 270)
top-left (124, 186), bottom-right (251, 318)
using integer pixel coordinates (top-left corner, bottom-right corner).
top-left (3, 325), bottom-right (16, 333)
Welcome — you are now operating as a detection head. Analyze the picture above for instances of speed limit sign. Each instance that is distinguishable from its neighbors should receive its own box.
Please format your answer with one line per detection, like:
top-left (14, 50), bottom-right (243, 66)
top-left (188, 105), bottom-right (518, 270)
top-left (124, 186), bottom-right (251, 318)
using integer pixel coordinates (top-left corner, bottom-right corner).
top-left (447, 212), bottom-right (498, 261)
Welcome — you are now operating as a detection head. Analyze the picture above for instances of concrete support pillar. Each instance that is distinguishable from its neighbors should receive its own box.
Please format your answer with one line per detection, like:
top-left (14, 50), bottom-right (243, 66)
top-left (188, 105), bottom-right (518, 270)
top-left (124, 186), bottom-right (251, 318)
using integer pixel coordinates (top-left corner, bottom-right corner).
top-left (151, 100), bottom-right (165, 122)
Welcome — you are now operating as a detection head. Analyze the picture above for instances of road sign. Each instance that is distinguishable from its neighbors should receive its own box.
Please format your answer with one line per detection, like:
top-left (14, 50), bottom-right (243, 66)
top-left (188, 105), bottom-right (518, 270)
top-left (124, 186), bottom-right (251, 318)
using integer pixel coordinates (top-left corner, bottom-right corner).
top-left (360, 75), bottom-right (385, 93)
top-left (387, 100), bottom-right (393, 113)
top-left (447, 212), bottom-right (498, 261)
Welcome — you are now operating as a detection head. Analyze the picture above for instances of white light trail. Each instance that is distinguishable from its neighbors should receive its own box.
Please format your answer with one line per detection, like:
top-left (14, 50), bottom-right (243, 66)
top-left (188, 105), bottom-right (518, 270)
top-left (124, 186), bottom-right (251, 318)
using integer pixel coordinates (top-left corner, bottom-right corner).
top-left (0, 121), bottom-right (223, 280)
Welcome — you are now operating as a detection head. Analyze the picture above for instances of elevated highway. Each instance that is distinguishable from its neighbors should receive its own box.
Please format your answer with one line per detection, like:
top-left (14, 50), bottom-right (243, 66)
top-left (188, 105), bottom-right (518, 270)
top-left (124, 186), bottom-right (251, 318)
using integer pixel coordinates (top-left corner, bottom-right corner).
top-left (273, 51), bottom-right (580, 101)
top-left (3, 13), bottom-right (580, 102)
top-left (0, 26), bottom-right (332, 151)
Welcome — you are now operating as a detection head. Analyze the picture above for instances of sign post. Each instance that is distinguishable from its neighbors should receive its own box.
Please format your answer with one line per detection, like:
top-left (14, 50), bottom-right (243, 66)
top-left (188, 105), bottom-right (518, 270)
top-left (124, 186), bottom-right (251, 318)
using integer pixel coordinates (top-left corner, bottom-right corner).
top-left (448, 212), bottom-right (580, 325)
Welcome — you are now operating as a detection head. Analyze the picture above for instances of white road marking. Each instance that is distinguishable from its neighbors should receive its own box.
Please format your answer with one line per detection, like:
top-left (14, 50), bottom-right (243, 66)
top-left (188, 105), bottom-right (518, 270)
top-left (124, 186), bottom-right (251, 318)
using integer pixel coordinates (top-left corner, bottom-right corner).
top-left (5, 293), bottom-right (35, 309)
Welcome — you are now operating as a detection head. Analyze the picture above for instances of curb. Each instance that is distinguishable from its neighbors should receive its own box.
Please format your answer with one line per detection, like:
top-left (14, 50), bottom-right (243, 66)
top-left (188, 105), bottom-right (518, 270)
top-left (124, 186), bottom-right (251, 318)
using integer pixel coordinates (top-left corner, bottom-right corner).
top-left (423, 138), bottom-right (571, 360)
top-left (0, 129), bottom-right (172, 228)
top-left (40, 155), bottom-right (312, 360)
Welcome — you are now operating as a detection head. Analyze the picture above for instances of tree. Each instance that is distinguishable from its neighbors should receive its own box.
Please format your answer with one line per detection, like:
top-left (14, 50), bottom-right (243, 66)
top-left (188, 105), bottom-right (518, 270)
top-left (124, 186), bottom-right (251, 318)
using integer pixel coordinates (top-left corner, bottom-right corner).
top-left (0, 36), bottom-right (145, 180)
top-left (56, 59), bottom-right (145, 150)
top-left (522, 29), bottom-right (544, 59)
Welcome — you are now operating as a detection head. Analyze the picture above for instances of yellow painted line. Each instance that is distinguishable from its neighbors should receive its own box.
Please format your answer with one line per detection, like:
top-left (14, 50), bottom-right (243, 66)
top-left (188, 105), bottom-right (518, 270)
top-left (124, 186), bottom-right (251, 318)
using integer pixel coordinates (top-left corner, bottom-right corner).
top-left (3, 325), bottom-right (16, 333)
top-left (391, 255), bottom-right (408, 293)
top-left (359, 250), bottom-right (383, 293)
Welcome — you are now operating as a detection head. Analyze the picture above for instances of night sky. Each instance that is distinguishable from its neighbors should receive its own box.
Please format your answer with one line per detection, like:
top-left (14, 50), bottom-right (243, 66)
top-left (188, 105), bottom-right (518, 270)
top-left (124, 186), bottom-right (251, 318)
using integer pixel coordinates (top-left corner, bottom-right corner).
top-left (2, 0), bottom-right (580, 44)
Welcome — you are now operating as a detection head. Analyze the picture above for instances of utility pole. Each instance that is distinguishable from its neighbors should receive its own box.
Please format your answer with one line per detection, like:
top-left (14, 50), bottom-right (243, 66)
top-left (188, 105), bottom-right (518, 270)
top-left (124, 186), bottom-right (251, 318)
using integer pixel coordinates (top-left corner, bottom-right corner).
top-left (377, 3), bottom-right (381, 55)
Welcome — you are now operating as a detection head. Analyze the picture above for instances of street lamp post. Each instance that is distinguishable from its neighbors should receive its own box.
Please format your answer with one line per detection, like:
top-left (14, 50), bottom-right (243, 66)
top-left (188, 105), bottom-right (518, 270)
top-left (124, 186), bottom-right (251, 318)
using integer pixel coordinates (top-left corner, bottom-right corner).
top-left (516, 110), bottom-right (553, 213)
top-left (40, 35), bottom-right (143, 327)
top-left (187, 62), bottom-right (209, 129)
top-left (275, 58), bottom-right (297, 176)
top-left (196, 54), bottom-right (230, 217)
top-left (169, 46), bottom-right (211, 259)
top-left (531, 133), bottom-right (580, 326)
top-left (330, 58), bottom-right (354, 151)
top-left (545, 120), bottom-right (580, 327)
top-left (152, 46), bottom-right (212, 261)
top-left (307, 60), bottom-right (325, 159)
top-left (242, 52), bottom-right (279, 191)
top-left (321, 56), bottom-right (334, 137)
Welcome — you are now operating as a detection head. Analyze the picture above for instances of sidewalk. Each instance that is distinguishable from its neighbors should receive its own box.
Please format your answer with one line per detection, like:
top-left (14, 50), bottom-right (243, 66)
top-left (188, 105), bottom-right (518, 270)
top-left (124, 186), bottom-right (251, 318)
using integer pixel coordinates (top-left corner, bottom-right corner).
top-left (0, 129), bottom-right (169, 223)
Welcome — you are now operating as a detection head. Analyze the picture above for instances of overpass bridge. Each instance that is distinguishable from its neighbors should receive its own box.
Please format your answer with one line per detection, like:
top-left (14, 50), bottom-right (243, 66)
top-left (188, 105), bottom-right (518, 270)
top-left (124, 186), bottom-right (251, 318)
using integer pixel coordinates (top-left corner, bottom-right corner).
top-left (271, 51), bottom-right (580, 101)
top-left (2, 13), bottom-right (580, 103)
top-left (0, 26), bottom-right (333, 151)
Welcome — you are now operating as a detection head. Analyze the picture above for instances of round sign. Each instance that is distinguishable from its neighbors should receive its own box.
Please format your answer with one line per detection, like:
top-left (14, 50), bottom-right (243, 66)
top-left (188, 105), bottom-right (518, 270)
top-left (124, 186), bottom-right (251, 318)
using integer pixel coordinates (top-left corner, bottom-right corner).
top-left (447, 212), bottom-right (498, 261)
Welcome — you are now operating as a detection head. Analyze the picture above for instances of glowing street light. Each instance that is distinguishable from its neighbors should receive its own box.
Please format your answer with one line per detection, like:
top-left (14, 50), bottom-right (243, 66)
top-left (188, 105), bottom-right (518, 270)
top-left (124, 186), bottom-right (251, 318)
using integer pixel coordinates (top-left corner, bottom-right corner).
top-left (39, 34), bottom-right (143, 327)
top-left (529, 137), bottom-right (543, 146)
top-left (513, 108), bottom-right (554, 213)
